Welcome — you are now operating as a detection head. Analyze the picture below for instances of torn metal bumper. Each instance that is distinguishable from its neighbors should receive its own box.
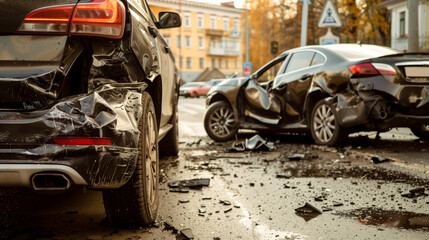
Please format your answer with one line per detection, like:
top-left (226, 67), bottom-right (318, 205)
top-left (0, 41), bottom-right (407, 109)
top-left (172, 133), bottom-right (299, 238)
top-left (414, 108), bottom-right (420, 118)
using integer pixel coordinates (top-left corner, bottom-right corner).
top-left (0, 83), bottom-right (146, 189)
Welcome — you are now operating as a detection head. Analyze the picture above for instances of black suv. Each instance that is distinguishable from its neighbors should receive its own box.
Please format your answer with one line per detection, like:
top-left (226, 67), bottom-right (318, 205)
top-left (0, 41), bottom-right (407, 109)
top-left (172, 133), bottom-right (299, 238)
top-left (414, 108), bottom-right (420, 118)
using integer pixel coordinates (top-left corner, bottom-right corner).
top-left (0, 0), bottom-right (180, 227)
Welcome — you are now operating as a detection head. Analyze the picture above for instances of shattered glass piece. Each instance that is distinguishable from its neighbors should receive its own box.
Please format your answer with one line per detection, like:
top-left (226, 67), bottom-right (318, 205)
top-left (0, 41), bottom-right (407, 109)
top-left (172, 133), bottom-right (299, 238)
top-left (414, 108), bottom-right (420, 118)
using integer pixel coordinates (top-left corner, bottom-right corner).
top-left (332, 201), bottom-right (344, 207)
top-left (169, 188), bottom-right (190, 193)
top-left (168, 178), bottom-right (210, 189)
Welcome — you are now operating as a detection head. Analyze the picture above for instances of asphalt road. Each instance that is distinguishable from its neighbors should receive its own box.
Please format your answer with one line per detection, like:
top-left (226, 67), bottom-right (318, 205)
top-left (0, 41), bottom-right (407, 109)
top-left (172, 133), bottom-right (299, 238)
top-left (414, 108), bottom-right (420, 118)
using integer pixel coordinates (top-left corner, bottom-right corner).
top-left (1, 96), bottom-right (428, 240)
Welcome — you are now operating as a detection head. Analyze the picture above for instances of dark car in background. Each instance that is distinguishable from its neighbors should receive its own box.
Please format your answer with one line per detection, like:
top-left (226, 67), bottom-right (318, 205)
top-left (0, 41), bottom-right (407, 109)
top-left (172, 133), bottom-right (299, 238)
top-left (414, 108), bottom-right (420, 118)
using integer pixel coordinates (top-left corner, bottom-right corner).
top-left (204, 44), bottom-right (429, 146)
top-left (0, 0), bottom-right (181, 227)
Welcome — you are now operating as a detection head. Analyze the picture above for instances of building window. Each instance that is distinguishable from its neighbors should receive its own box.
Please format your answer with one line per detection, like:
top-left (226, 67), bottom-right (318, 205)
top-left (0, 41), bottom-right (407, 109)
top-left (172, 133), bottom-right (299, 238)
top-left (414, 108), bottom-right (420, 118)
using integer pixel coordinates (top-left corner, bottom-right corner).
top-left (212, 58), bottom-right (216, 68)
top-left (199, 58), bottom-right (205, 69)
top-left (164, 37), bottom-right (170, 46)
top-left (184, 12), bottom-right (191, 28)
top-left (176, 36), bottom-right (182, 48)
top-left (235, 60), bottom-right (239, 69)
top-left (179, 56), bottom-right (183, 69)
top-left (185, 36), bottom-right (191, 48)
top-left (210, 39), bottom-right (216, 48)
top-left (197, 14), bottom-right (204, 29)
top-left (225, 59), bottom-right (229, 69)
top-left (233, 18), bottom-right (239, 31)
top-left (399, 11), bottom-right (406, 37)
top-left (223, 17), bottom-right (229, 31)
top-left (210, 15), bottom-right (216, 30)
top-left (198, 37), bottom-right (204, 49)
top-left (187, 57), bottom-right (192, 69)
top-left (218, 59), bottom-right (222, 69)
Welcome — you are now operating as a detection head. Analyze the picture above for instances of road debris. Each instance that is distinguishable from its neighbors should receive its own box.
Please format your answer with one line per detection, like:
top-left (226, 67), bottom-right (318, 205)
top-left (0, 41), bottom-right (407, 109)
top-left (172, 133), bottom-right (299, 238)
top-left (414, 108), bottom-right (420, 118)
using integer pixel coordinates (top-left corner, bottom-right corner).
top-left (169, 188), bottom-right (190, 193)
top-left (288, 153), bottom-right (305, 161)
top-left (168, 178), bottom-right (210, 189)
top-left (230, 135), bottom-right (275, 152)
top-left (176, 228), bottom-right (194, 240)
top-left (371, 156), bottom-right (390, 164)
top-left (219, 200), bottom-right (232, 206)
top-left (276, 172), bottom-right (292, 179)
top-left (295, 203), bottom-right (322, 221)
top-left (401, 187), bottom-right (428, 199)
top-left (164, 221), bottom-right (179, 234)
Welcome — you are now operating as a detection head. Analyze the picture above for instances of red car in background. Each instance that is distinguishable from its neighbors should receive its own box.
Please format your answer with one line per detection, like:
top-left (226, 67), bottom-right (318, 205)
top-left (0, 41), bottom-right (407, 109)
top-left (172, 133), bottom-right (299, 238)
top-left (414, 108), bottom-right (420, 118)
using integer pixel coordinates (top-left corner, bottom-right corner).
top-left (186, 79), bottom-right (222, 98)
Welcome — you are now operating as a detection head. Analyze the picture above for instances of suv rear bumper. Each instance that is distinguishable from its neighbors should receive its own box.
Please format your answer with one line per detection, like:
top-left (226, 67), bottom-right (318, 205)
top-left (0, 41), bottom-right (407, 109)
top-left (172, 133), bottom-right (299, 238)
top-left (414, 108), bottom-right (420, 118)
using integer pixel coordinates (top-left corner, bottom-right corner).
top-left (0, 164), bottom-right (87, 188)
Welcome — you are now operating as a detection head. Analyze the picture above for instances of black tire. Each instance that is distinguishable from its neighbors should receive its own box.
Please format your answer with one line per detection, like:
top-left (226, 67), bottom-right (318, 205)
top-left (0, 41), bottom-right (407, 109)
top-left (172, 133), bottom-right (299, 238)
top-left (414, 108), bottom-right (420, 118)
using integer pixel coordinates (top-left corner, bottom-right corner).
top-left (310, 100), bottom-right (347, 146)
top-left (103, 92), bottom-right (159, 227)
top-left (204, 101), bottom-right (238, 141)
top-left (411, 125), bottom-right (429, 140)
top-left (192, 91), bottom-right (199, 98)
top-left (159, 99), bottom-right (179, 156)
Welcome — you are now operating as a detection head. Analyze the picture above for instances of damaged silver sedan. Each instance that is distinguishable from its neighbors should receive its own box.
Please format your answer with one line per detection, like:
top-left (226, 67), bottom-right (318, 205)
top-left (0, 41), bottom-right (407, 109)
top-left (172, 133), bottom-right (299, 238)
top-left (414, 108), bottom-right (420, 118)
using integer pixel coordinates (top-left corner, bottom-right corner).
top-left (204, 44), bottom-right (429, 146)
top-left (0, 0), bottom-right (181, 227)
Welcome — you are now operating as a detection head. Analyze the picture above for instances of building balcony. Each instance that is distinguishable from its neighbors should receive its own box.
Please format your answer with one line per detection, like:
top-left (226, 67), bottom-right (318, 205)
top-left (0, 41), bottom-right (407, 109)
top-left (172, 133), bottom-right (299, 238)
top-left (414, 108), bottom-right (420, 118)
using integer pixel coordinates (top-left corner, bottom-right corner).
top-left (205, 29), bottom-right (224, 36)
top-left (208, 47), bottom-right (240, 56)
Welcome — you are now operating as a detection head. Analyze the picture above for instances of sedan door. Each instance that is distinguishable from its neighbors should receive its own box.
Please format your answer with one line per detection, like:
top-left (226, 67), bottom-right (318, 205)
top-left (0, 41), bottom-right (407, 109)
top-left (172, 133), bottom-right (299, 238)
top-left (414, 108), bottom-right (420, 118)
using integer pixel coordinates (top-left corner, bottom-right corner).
top-left (273, 51), bottom-right (326, 122)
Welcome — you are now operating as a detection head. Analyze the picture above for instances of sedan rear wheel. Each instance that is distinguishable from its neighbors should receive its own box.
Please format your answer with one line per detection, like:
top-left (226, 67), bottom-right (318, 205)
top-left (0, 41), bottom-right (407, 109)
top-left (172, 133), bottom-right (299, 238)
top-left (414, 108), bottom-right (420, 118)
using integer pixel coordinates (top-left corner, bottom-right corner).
top-left (411, 124), bottom-right (429, 140)
top-left (310, 100), bottom-right (346, 146)
top-left (204, 101), bottom-right (238, 141)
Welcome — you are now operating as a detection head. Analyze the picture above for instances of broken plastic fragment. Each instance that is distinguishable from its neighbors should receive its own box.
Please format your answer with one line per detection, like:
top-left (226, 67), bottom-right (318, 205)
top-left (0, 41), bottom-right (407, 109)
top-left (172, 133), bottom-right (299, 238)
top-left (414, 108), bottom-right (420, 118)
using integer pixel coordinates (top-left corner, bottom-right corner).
top-left (230, 134), bottom-right (275, 151)
top-left (295, 203), bottom-right (322, 221)
top-left (288, 153), bottom-right (305, 161)
top-left (401, 187), bottom-right (428, 199)
top-left (176, 228), bottom-right (194, 240)
top-left (168, 178), bottom-right (210, 189)
top-left (276, 172), bottom-right (292, 179)
top-left (371, 156), bottom-right (390, 164)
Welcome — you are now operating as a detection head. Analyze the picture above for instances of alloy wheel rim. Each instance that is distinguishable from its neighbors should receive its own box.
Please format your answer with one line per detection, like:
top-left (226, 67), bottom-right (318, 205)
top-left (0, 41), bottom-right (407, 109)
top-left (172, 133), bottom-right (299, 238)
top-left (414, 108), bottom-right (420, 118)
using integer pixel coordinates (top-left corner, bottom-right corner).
top-left (313, 104), bottom-right (336, 143)
top-left (145, 111), bottom-right (157, 206)
top-left (209, 106), bottom-right (235, 138)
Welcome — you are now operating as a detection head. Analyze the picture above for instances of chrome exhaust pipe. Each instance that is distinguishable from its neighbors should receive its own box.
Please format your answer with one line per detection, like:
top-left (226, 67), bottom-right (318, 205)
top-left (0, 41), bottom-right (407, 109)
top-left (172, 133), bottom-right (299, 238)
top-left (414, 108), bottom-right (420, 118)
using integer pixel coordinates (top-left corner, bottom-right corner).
top-left (31, 173), bottom-right (72, 190)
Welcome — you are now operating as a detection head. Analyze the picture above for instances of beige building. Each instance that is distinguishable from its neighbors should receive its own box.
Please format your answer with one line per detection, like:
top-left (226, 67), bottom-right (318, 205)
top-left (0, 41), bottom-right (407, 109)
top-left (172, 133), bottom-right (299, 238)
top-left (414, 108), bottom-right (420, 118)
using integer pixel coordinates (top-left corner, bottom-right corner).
top-left (148, 0), bottom-right (246, 82)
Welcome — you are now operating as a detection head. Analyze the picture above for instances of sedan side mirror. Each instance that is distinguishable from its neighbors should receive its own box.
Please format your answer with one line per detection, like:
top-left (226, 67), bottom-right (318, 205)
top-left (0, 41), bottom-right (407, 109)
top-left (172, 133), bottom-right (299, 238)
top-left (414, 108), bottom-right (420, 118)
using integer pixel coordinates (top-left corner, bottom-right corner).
top-left (157, 12), bottom-right (181, 29)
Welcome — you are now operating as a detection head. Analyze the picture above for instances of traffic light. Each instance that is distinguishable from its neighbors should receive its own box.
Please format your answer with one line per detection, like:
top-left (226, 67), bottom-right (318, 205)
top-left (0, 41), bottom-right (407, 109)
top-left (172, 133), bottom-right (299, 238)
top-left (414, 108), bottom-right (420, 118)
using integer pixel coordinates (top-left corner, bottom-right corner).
top-left (271, 41), bottom-right (278, 54)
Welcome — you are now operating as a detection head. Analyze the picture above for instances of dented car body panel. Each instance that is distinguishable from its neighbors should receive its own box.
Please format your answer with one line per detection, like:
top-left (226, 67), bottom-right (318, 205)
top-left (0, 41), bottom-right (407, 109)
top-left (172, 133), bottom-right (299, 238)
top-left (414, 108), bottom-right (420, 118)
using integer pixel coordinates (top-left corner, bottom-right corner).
top-left (0, 0), bottom-right (180, 189)
top-left (206, 44), bottom-right (429, 142)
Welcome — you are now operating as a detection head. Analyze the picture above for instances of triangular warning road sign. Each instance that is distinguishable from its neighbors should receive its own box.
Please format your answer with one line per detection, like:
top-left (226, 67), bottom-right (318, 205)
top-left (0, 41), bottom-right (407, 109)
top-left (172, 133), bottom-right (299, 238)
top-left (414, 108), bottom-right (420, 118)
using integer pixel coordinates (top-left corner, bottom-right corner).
top-left (318, 0), bottom-right (342, 28)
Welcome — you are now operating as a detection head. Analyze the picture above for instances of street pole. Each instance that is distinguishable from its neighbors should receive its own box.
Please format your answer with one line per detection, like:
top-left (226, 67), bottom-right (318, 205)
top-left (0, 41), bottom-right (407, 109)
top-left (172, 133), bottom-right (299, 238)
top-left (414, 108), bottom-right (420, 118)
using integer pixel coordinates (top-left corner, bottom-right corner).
top-left (408, 0), bottom-right (418, 52)
top-left (245, 0), bottom-right (249, 62)
top-left (301, 0), bottom-right (308, 46)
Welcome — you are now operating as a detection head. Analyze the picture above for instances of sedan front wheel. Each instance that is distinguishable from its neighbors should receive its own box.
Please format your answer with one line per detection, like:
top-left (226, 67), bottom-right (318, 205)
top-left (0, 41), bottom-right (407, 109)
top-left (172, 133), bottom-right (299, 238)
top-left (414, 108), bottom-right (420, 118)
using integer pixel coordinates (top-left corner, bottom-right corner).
top-left (310, 100), bottom-right (347, 146)
top-left (204, 101), bottom-right (238, 141)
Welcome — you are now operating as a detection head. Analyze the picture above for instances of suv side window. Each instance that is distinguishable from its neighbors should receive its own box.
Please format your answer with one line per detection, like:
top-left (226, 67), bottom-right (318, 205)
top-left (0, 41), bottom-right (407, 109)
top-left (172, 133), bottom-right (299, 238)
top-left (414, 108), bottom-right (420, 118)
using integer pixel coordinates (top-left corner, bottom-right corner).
top-left (284, 51), bottom-right (315, 73)
top-left (311, 53), bottom-right (325, 66)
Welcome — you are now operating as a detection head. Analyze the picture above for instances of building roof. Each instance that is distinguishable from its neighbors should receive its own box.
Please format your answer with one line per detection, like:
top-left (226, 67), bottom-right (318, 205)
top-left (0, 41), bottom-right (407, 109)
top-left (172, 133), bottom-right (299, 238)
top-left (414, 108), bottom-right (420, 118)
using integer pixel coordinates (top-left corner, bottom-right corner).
top-left (148, 0), bottom-right (246, 14)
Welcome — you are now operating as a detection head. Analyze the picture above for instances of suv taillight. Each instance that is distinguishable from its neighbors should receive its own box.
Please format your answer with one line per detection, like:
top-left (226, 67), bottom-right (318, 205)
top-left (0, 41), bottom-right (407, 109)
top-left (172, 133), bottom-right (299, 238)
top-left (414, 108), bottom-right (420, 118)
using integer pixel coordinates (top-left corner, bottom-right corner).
top-left (17, 0), bottom-right (125, 39)
top-left (348, 63), bottom-right (397, 76)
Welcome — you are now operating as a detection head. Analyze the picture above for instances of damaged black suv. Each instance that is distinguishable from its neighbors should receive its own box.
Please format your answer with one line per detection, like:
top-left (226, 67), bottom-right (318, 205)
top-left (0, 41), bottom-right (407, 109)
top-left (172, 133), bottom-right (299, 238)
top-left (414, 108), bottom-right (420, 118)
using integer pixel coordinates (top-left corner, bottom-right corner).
top-left (0, 0), bottom-right (180, 226)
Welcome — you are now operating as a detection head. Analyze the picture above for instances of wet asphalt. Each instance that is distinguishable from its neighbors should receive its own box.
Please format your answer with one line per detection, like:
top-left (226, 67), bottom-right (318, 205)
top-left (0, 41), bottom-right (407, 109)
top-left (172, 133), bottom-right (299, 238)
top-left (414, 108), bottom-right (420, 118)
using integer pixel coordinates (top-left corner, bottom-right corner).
top-left (0, 97), bottom-right (428, 240)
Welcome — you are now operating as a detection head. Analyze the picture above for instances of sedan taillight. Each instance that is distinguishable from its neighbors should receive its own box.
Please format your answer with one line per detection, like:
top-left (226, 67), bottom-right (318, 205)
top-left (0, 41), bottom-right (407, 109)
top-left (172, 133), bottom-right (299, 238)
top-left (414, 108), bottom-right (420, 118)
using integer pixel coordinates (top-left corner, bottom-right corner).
top-left (17, 0), bottom-right (125, 39)
top-left (348, 63), bottom-right (397, 76)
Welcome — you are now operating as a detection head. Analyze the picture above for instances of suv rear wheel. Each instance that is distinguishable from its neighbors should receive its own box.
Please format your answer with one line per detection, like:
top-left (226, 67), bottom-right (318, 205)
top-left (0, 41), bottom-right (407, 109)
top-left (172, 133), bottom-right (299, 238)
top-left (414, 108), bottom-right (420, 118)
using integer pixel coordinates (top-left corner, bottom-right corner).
top-left (103, 92), bottom-right (159, 227)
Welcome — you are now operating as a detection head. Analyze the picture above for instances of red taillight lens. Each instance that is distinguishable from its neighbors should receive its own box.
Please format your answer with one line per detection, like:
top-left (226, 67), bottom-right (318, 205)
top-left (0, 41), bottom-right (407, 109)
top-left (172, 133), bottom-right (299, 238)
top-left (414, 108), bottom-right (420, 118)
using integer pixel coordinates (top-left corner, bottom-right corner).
top-left (17, 5), bottom-right (74, 33)
top-left (53, 137), bottom-right (113, 146)
top-left (348, 63), bottom-right (379, 76)
top-left (17, 0), bottom-right (125, 39)
top-left (70, 0), bottom-right (126, 39)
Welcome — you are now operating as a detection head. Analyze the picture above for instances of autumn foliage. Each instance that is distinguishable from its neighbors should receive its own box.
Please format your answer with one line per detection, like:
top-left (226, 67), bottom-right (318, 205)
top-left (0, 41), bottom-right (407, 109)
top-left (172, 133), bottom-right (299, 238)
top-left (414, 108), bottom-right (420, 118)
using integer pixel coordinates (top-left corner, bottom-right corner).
top-left (247, 0), bottom-right (390, 70)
